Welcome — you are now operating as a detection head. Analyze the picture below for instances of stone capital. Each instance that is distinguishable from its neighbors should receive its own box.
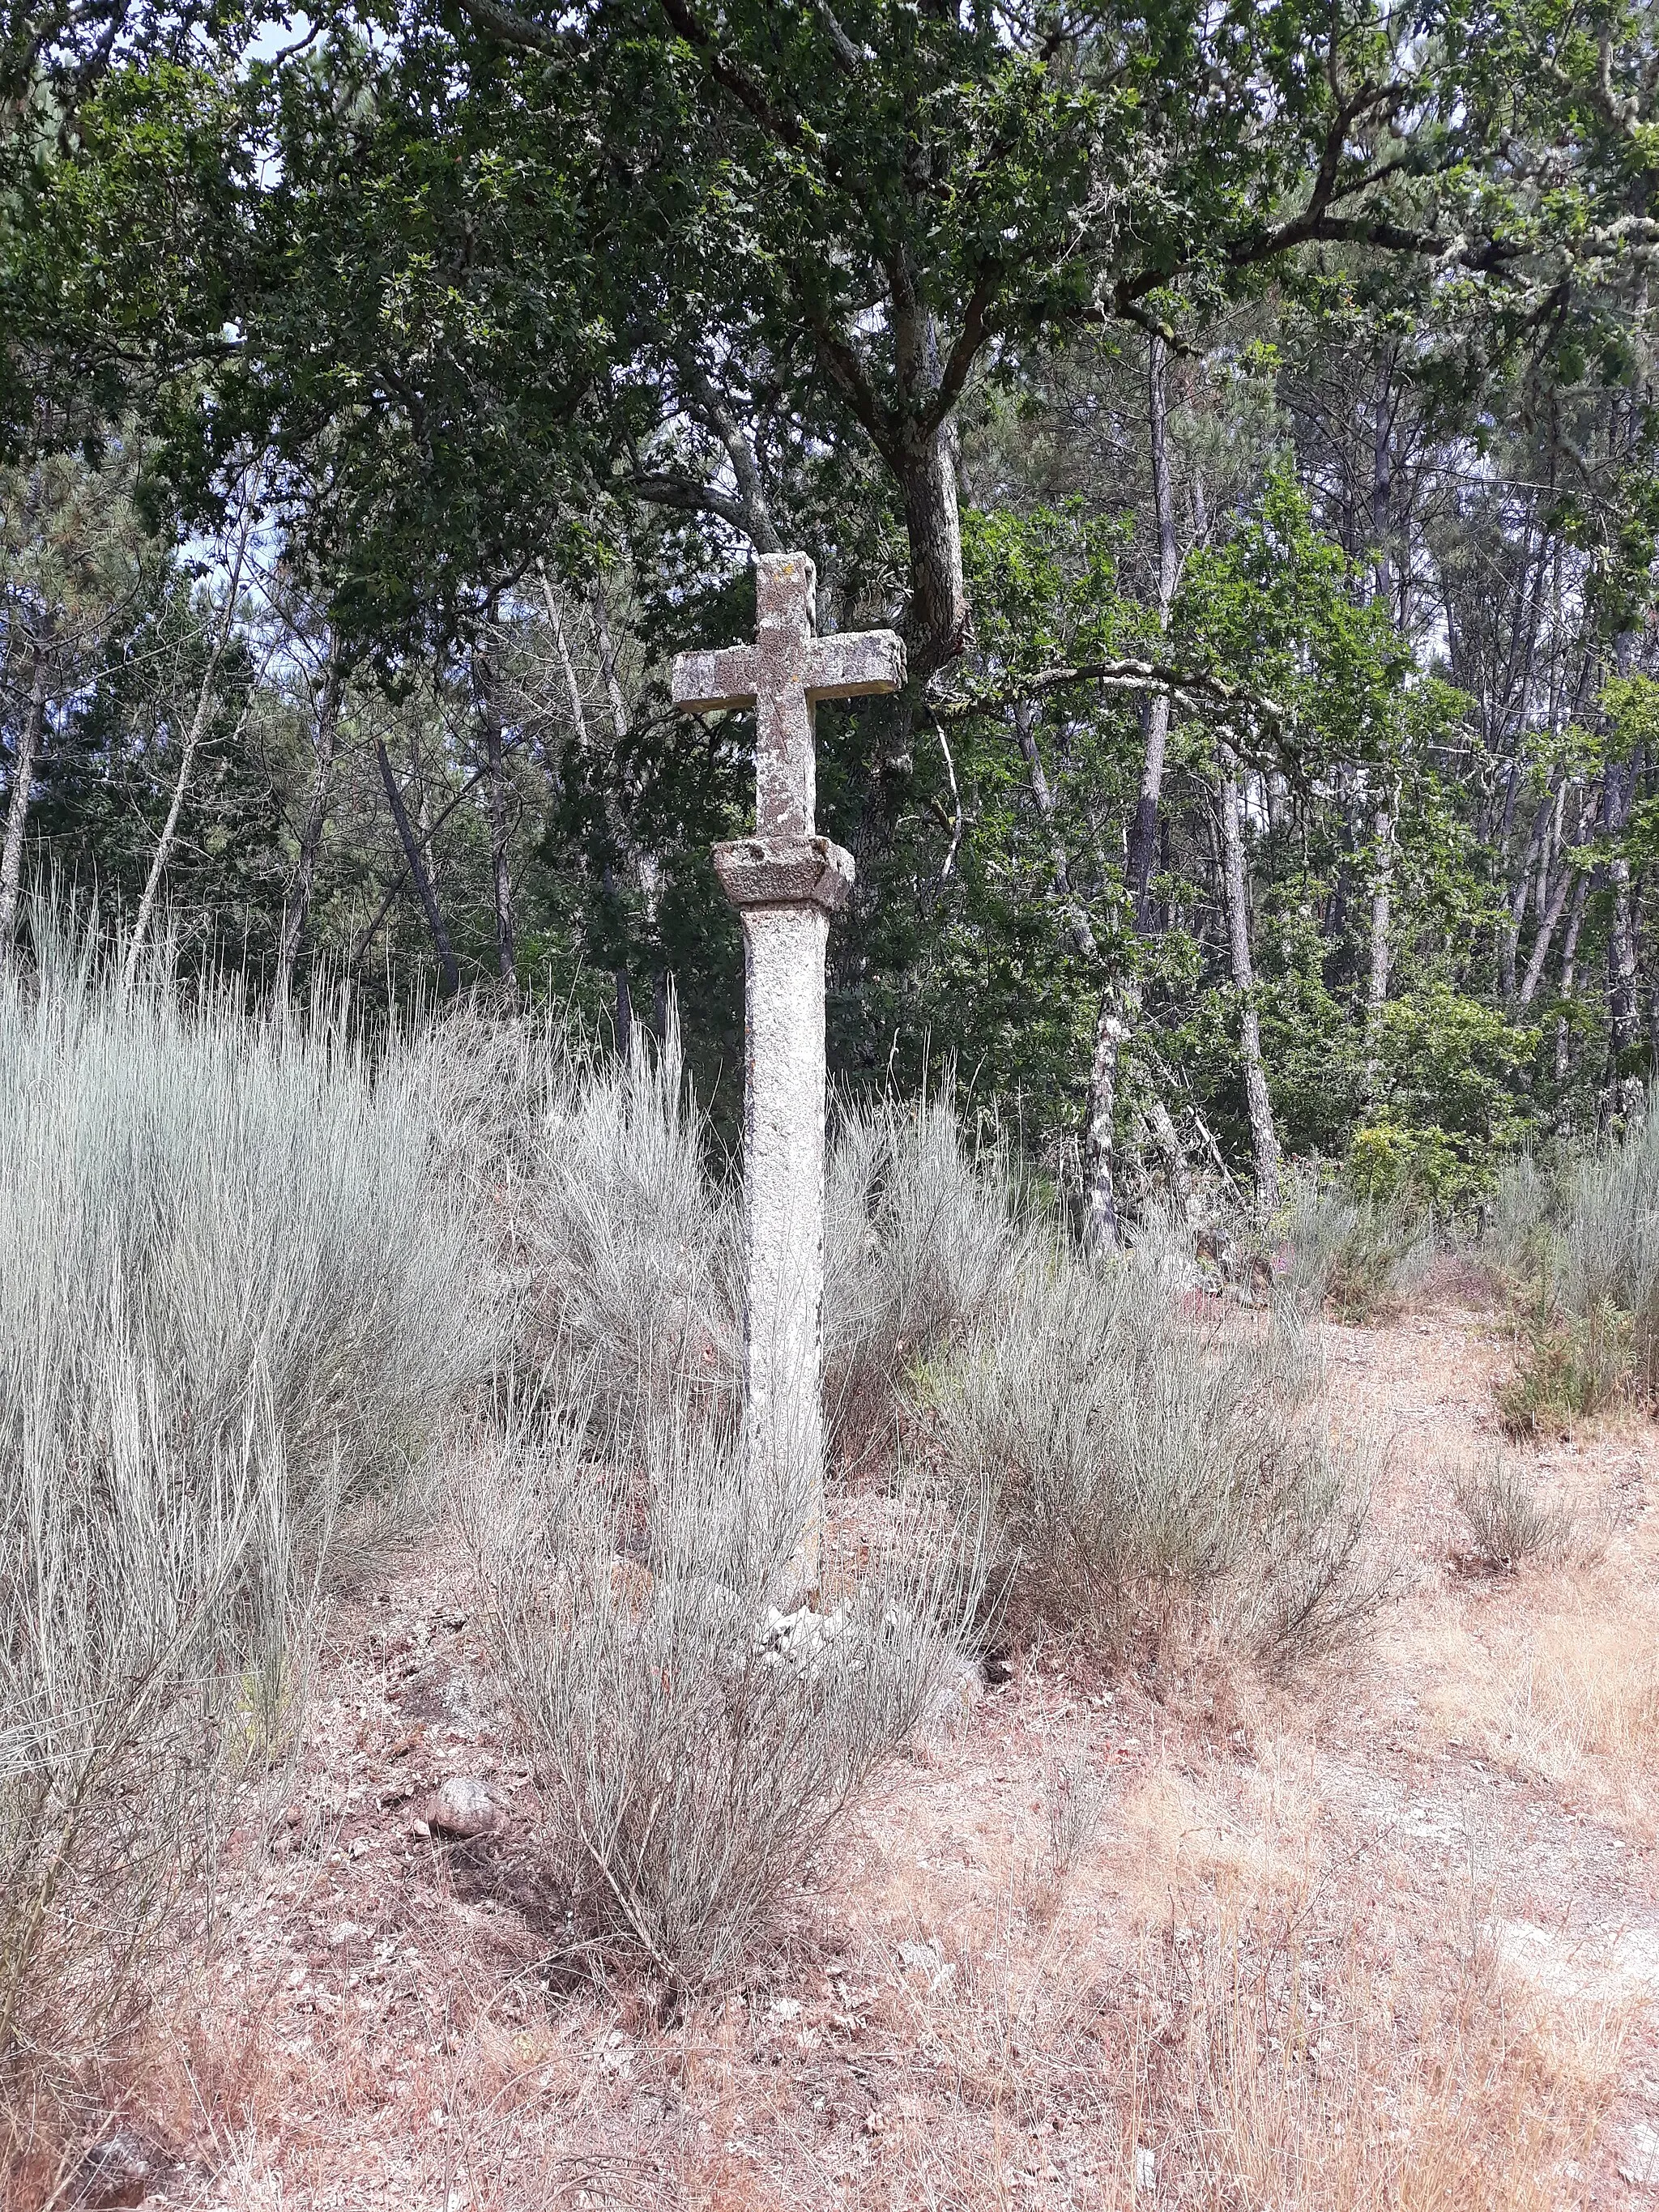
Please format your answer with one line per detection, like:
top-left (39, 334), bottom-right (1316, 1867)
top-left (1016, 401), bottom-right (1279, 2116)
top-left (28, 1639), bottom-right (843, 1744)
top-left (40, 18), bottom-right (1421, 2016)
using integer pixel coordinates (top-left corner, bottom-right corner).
top-left (712, 835), bottom-right (855, 915)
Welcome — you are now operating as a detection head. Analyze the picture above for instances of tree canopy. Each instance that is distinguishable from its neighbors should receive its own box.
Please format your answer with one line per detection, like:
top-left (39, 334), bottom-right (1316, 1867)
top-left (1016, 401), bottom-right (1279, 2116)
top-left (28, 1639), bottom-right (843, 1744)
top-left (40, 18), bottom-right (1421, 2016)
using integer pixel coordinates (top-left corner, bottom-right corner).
top-left (4, 0), bottom-right (1659, 1212)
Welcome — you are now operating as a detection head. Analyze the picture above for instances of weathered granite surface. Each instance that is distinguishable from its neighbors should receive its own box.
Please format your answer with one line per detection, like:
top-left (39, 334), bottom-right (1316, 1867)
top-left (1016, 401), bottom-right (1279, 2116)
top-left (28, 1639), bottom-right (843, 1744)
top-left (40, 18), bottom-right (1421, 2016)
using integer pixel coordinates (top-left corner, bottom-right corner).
top-left (672, 553), bottom-right (905, 1592)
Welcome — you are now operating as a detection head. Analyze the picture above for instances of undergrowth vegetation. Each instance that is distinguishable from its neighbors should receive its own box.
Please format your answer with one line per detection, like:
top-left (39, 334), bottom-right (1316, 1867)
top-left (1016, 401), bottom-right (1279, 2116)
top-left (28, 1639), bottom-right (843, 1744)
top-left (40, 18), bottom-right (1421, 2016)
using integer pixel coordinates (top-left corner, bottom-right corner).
top-left (1278, 1170), bottom-right (1437, 1323)
top-left (0, 930), bottom-right (487, 2159)
top-left (2, 955), bottom-right (1401, 2180)
top-left (464, 1411), bottom-right (973, 1998)
top-left (924, 1252), bottom-right (1388, 1665)
top-left (1452, 1455), bottom-right (1578, 1571)
top-left (1485, 1103), bottom-right (1659, 1429)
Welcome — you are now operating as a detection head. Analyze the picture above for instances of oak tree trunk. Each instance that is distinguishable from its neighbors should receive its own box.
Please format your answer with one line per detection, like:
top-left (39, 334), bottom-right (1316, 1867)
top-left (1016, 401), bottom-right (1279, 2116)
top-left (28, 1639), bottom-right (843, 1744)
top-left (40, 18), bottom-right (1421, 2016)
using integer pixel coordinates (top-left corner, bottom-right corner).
top-left (898, 424), bottom-right (966, 679)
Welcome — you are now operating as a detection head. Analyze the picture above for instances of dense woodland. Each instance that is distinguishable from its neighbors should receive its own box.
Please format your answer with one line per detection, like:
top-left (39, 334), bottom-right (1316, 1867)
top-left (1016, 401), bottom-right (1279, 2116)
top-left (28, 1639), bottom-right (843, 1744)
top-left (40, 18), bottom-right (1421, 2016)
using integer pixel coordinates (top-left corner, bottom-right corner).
top-left (5, 0), bottom-right (1659, 1222)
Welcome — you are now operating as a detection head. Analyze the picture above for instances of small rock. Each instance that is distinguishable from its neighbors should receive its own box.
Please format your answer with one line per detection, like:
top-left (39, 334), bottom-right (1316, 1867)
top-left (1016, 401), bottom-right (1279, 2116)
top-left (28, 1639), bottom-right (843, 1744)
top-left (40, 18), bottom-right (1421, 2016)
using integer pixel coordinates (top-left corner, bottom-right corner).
top-left (425, 1777), bottom-right (502, 1838)
top-left (756, 1605), bottom-right (853, 1669)
top-left (75, 2128), bottom-right (155, 2208)
top-left (1133, 2145), bottom-right (1157, 2195)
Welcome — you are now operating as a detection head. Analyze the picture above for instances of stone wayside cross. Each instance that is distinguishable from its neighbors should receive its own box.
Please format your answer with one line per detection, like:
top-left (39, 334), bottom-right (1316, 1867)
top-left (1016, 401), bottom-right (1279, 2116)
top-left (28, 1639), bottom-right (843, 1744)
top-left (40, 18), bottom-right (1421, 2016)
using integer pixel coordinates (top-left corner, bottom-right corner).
top-left (672, 552), bottom-right (905, 1589)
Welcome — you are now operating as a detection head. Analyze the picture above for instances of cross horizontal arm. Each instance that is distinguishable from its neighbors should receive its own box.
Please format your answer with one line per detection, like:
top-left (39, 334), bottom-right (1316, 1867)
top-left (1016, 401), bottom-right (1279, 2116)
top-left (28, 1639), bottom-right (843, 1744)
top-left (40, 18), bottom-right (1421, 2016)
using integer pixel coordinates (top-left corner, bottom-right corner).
top-left (804, 629), bottom-right (906, 701)
top-left (671, 644), bottom-right (758, 712)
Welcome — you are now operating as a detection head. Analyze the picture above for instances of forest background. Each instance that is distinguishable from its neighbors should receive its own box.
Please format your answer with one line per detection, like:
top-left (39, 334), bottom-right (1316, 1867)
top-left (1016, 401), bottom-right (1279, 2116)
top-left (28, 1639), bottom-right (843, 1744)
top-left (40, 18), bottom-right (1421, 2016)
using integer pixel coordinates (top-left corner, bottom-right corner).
top-left (6, 0), bottom-right (1659, 1229)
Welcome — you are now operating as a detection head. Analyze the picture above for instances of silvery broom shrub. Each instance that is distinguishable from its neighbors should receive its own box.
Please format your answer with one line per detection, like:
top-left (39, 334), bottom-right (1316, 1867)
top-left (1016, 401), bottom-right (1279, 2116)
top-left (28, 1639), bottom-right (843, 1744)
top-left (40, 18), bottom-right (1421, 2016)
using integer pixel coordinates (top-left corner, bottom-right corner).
top-left (466, 1411), bottom-right (975, 1996)
top-left (518, 1014), bottom-right (740, 1433)
top-left (0, 941), bottom-right (485, 1517)
top-left (824, 1091), bottom-right (1030, 1466)
top-left (1, 1387), bottom-right (297, 2128)
top-left (1486, 1102), bottom-right (1659, 1422)
top-left (0, 931), bottom-right (486, 2159)
top-left (1277, 1169), bottom-right (1435, 1323)
top-left (924, 1247), bottom-right (1385, 1667)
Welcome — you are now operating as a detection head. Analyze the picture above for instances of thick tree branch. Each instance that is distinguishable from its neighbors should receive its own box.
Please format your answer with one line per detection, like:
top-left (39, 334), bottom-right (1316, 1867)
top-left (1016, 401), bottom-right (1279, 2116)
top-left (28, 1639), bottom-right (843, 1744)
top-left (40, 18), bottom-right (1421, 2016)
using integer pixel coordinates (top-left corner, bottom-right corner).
top-left (446, 0), bottom-right (570, 58)
top-left (937, 657), bottom-right (1288, 731)
top-left (627, 467), bottom-right (765, 540)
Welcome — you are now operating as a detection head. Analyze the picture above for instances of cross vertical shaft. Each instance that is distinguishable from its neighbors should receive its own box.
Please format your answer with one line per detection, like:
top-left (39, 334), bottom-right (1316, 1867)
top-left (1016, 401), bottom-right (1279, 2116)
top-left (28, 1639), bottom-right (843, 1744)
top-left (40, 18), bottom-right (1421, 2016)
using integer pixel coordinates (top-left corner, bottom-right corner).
top-left (672, 553), bottom-right (906, 1592)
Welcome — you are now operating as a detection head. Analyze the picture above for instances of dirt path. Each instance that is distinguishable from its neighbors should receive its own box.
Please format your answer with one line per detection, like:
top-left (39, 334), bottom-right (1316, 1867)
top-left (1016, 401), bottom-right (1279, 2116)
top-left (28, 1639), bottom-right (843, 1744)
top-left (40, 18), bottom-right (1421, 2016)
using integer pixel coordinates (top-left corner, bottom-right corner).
top-left (124, 1304), bottom-right (1659, 2210)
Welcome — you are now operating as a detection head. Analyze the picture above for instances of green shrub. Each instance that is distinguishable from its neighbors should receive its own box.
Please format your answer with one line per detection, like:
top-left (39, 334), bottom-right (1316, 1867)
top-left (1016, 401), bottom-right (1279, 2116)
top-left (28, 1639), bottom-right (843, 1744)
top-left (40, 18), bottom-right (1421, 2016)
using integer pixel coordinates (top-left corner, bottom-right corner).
top-left (1345, 1119), bottom-right (1488, 1216)
top-left (1499, 1300), bottom-right (1638, 1434)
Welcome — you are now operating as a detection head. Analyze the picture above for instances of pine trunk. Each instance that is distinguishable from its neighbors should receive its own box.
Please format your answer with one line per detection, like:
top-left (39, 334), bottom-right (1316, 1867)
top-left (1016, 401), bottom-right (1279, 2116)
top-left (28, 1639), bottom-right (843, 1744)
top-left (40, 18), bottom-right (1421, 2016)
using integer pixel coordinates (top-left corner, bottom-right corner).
top-left (0, 633), bottom-right (50, 963)
top-left (275, 645), bottom-right (342, 999)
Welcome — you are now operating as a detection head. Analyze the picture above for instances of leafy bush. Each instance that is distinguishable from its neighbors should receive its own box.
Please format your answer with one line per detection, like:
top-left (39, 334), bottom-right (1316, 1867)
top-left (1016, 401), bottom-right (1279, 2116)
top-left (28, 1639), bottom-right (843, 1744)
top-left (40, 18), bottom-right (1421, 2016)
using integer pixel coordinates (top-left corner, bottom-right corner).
top-left (1345, 1120), bottom-right (1486, 1216)
top-left (466, 1412), bottom-right (970, 1996)
top-left (0, 938), bottom-right (485, 2151)
top-left (924, 1246), bottom-right (1386, 1667)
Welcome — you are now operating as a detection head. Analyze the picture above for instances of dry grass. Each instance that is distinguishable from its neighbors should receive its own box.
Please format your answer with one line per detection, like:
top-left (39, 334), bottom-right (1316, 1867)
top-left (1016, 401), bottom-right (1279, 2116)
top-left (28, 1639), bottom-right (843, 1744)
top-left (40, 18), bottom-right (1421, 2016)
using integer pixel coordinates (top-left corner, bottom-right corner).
top-left (1124, 1882), bottom-right (1625, 2209)
top-left (1423, 1579), bottom-right (1659, 1835)
top-left (0, 944), bottom-right (488, 2189)
top-left (46, 1536), bottom-right (1644, 2212)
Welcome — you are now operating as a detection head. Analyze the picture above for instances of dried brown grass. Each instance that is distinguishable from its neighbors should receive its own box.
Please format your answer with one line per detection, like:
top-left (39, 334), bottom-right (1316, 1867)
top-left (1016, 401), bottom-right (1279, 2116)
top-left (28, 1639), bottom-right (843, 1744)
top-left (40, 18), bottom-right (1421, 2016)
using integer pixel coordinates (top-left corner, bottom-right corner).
top-left (1422, 1576), bottom-right (1659, 1836)
top-left (1117, 1865), bottom-right (1624, 2208)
